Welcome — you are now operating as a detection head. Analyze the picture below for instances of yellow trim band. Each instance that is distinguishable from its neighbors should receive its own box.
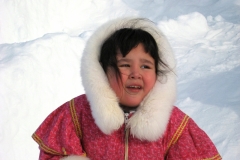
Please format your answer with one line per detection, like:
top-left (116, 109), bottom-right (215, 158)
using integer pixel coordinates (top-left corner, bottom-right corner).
top-left (32, 133), bottom-right (62, 155)
top-left (202, 154), bottom-right (222, 160)
top-left (69, 98), bottom-right (82, 139)
top-left (167, 115), bottom-right (190, 151)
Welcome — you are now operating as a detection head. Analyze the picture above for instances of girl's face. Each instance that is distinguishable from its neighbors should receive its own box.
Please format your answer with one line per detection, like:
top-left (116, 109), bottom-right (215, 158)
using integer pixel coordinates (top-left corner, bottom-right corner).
top-left (107, 43), bottom-right (156, 107)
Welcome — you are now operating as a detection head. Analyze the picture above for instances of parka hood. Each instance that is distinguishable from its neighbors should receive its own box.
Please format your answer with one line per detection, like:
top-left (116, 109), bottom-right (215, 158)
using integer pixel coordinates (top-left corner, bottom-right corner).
top-left (81, 17), bottom-right (176, 141)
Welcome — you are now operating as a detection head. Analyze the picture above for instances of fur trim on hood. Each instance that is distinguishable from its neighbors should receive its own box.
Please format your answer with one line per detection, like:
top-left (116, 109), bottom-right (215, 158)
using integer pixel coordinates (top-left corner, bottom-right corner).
top-left (81, 17), bottom-right (176, 141)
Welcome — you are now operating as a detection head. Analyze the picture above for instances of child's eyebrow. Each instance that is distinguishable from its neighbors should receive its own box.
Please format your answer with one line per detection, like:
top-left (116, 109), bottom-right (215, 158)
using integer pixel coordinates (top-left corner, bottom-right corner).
top-left (140, 59), bottom-right (154, 65)
top-left (117, 59), bottom-right (131, 63)
top-left (117, 58), bottom-right (154, 65)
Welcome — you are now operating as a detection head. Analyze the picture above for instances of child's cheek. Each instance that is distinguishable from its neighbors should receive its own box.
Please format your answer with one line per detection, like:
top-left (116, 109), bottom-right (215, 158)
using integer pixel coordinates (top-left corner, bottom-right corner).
top-left (107, 72), bottom-right (123, 99)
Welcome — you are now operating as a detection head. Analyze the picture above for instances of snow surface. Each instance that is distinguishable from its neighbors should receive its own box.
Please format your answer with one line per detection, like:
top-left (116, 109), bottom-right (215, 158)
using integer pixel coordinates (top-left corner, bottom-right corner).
top-left (0, 0), bottom-right (239, 159)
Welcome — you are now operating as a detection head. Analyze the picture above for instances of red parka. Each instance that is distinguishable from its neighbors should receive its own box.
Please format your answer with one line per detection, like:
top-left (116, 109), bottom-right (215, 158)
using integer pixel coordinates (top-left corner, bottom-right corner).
top-left (33, 95), bottom-right (220, 160)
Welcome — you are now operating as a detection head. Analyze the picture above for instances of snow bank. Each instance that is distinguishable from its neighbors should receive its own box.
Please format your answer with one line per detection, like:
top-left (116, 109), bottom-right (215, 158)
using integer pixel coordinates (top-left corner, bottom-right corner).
top-left (0, 0), bottom-right (137, 44)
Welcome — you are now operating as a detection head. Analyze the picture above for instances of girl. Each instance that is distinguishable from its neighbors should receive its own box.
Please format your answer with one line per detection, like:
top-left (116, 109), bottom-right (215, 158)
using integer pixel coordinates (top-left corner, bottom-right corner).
top-left (32, 18), bottom-right (221, 160)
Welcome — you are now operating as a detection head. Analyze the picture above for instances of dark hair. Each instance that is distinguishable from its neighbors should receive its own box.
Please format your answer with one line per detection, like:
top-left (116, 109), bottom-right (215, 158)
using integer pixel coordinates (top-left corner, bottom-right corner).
top-left (99, 28), bottom-right (169, 81)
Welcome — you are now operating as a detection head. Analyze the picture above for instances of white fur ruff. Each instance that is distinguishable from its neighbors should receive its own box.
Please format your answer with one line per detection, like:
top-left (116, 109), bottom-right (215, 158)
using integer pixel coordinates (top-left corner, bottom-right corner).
top-left (81, 17), bottom-right (176, 141)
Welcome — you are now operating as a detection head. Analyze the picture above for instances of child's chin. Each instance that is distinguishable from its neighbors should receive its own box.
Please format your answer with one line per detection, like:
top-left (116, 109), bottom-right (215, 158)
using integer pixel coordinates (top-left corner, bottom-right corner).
top-left (121, 102), bottom-right (140, 108)
top-left (119, 97), bottom-right (142, 107)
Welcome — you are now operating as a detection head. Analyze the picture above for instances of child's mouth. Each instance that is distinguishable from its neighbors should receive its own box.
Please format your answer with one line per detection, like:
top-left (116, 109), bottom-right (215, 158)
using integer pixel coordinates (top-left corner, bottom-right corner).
top-left (126, 85), bottom-right (142, 93)
top-left (128, 86), bottom-right (141, 89)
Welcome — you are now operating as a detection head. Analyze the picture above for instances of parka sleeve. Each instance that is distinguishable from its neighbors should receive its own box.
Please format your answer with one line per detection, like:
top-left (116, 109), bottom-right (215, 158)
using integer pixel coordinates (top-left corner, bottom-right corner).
top-left (32, 100), bottom-right (87, 160)
top-left (165, 108), bottom-right (221, 160)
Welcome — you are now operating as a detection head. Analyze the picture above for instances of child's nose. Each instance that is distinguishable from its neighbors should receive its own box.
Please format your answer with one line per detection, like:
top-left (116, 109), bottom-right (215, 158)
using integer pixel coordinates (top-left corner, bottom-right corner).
top-left (129, 68), bottom-right (142, 79)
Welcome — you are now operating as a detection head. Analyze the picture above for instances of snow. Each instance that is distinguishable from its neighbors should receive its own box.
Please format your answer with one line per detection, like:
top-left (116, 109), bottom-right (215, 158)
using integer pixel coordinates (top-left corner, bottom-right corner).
top-left (0, 0), bottom-right (239, 159)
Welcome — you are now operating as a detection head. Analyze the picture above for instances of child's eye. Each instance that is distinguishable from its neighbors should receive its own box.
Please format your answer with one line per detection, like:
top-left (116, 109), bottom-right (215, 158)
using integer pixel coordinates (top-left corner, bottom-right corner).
top-left (141, 65), bottom-right (150, 69)
top-left (119, 64), bottom-right (130, 67)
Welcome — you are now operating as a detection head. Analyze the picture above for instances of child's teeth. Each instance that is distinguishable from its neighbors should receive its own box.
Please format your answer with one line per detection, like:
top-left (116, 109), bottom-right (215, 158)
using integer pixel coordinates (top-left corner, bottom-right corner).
top-left (130, 86), bottom-right (140, 88)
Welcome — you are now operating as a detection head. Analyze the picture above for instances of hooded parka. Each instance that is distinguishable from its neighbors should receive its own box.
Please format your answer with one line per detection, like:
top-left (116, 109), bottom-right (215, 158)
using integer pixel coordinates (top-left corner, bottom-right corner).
top-left (32, 18), bottom-right (221, 160)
